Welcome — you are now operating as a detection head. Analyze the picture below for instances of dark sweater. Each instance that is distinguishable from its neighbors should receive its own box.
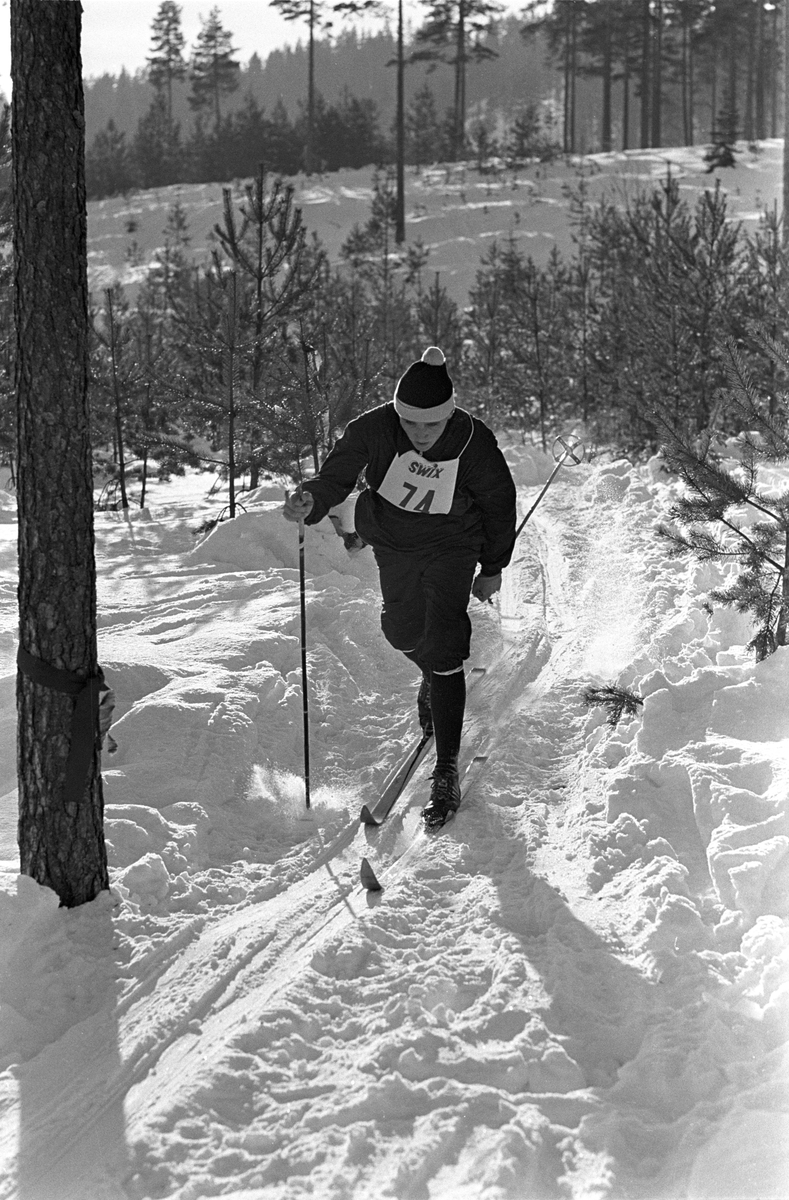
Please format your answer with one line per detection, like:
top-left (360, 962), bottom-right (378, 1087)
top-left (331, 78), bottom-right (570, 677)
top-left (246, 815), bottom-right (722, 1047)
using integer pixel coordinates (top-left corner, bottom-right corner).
top-left (302, 403), bottom-right (517, 576)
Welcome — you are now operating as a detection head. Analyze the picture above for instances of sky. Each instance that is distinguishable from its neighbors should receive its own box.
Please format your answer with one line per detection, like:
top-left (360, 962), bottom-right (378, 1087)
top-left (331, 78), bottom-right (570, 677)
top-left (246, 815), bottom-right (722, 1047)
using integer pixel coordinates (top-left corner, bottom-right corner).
top-left (0, 0), bottom-right (389, 98)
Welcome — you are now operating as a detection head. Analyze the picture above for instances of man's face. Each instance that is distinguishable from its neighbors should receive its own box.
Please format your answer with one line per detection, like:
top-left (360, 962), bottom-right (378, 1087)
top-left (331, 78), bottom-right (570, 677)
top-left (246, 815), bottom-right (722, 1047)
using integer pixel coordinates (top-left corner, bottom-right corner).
top-left (399, 416), bottom-right (449, 454)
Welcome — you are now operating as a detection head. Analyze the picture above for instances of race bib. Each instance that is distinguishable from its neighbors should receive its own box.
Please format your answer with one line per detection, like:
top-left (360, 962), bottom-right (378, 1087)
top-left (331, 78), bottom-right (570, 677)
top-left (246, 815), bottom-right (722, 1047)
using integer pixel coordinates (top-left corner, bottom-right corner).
top-left (377, 450), bottom-right (460, 515)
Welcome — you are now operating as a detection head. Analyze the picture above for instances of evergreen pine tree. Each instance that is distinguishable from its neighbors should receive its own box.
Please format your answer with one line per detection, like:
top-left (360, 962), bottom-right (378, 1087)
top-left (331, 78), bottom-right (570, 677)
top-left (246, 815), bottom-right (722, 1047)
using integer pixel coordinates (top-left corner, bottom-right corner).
top-left (414, 272), bottom-right (463, 362)
top-left (147, 0), bottom-right (187, 128)
top-left (411, 0), bottom-right (503, 160)
top-left (339, 89), bottom-right (385, 168)
top-left (12, 0), bottom-right (109, 906)
top-left (149, 199), bottom-right (194, 302)
top-left (227, 93), bottom-right (270, 178)
top-left (658, 339), bottom-right (789, 661)
top-left (405, 83), bottom-right (442, 166)
top-left (267, 268), bottom-right (384, 479)
top-left (202, 167), bottom-right (325, 489)
top-left (188, 6), bottom-right (240, 135)
top-left (270, 0), bottom-right (379, 174)
top-left (268, 0), bottom-right (333, 174)
top-left (85, 118), bottom-right (134, 198)
top-left (126, 203), bottom-right (200, 498)
top-left (267, 99), bottom-right (301, 175)
top-left (340, 167), bottom-right (416, 388)
top-left (740, 207), bottom-right (789, 419)
top-left (581, 171), bottom-right (747, 445)
top-left (128, 292), bottom-right (190, 506)
top-left (463, 239), bottom-right (508, 420)
top-left (496, 239), bottom-right (575, 441)
top-left (90, 284), bottom-right (139, 510)
top-left (133, 94), bottom-right (183, 189)
top-left (504, 100), bottom-right (561, 164)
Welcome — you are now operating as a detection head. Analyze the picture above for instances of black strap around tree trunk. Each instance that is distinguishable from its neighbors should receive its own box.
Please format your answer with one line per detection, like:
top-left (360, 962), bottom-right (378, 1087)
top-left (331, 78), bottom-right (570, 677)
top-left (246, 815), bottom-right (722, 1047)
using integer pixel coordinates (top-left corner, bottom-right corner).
top-left (17, 645), bottom-right (105, 807)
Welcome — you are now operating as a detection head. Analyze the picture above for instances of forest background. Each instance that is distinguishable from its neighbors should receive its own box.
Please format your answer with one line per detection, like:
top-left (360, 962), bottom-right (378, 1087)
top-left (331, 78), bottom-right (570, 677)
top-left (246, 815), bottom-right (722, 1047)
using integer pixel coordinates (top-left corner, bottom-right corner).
top-left (83, 1), bottom-right (784, 192)
top-left (3, 0), bottom-right (789, 640)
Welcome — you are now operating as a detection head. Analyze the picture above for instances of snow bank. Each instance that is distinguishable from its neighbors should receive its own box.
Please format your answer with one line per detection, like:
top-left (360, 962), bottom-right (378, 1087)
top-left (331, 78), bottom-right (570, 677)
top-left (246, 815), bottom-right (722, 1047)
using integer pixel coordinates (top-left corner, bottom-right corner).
top-left (568, 463), bottom-right (789, 1198)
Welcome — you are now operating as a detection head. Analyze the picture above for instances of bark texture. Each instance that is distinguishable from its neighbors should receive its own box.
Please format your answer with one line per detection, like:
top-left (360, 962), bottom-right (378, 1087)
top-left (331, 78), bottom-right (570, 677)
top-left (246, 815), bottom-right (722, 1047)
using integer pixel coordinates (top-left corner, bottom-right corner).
top-left (12, 0), bottom-right (108, 906)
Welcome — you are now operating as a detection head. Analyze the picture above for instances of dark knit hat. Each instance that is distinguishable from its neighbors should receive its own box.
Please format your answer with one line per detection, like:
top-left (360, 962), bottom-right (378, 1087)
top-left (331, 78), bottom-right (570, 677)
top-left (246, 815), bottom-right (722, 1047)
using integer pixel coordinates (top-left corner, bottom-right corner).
top-left (394, 346), bottom-right (455, 422)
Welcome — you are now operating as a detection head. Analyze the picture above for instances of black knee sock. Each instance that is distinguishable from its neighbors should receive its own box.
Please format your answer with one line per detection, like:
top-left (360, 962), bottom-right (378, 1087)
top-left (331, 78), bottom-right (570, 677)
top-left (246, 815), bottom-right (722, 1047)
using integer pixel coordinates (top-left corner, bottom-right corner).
top-left (430, 670), bottom-right (465, 771)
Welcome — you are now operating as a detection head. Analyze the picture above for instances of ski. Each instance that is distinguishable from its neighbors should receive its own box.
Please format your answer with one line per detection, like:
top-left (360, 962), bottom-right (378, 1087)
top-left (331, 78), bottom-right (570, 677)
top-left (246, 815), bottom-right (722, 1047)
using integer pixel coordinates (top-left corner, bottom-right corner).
top-left (360, 856), bottom-right (383, 891)
top-left (359, 733), bottom-right (434, 826)
top-left (358, 666), bottom-right (486, 827)
top-left (360, 734), bottom-right (492, 891)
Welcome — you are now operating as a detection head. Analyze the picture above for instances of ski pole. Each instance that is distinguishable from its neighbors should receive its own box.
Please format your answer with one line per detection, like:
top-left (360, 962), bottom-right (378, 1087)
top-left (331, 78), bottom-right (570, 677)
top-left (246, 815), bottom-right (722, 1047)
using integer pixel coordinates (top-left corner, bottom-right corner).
top-left (296, 495), bottom-right (311, 810)
top-left (515, 434), bottom-right (585, 540)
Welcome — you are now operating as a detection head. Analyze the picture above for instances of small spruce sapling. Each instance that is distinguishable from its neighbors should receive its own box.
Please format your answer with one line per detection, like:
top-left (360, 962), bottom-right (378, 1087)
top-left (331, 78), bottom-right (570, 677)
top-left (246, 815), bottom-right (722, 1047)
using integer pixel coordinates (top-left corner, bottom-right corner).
top-left (657, 338), bottom-right (789, 661)
top-left (582, 684), bottom-right (644, 727)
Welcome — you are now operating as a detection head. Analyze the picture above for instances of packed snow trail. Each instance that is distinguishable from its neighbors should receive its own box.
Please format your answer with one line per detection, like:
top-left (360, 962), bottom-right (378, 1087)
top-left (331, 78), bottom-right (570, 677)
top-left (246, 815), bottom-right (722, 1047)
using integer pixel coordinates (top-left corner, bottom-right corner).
top-left (0, 451), bottom-right (786, 1200)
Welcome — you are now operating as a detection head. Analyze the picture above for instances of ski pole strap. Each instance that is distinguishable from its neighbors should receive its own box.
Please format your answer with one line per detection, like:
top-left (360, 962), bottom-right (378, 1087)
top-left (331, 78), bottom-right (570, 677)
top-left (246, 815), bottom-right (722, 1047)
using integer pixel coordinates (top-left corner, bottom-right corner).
top-left (17, 646), bottom-right (106, 806)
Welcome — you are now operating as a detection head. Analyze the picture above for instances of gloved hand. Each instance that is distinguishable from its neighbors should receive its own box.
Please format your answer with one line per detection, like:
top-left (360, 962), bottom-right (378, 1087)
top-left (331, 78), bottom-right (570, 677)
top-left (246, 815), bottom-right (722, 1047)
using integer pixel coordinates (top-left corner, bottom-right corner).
top-left (283, 489), bottom-right (314, 523)
top-left (471, 571), bottom-right (502, 603)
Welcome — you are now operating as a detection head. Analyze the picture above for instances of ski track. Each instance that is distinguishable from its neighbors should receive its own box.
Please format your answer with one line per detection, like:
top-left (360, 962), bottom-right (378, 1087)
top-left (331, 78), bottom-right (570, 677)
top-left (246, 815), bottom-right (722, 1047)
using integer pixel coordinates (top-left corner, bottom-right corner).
top-left (2, 463), bottom-right (783, 1200)
top-left (19, 626), bottom-right (553, 1199)
top-left (137, 478), bottom-right (617, 1199)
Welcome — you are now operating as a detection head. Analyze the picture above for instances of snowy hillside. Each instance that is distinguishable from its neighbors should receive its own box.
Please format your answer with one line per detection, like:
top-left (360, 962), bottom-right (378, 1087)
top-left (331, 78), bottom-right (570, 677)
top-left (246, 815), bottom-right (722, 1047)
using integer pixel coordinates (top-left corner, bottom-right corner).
top-left (0, 441), bottom-right (786, 1199)
top-left (88, 141), bottom-right (784, 306)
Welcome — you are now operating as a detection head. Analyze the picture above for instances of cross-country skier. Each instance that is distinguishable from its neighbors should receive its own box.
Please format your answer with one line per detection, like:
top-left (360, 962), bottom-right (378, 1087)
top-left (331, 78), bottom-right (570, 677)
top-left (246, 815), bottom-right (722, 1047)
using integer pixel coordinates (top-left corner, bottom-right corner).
top-left (283, 346), bottom-right (517, 827)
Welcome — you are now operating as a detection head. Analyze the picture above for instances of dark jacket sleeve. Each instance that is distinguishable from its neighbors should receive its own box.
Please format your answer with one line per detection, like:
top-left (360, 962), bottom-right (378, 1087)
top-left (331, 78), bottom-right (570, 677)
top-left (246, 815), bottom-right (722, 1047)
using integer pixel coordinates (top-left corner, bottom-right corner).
top-left (300, 415), bottom-right (371, 525)
top-left (466, 435), bottom-right (517, 576)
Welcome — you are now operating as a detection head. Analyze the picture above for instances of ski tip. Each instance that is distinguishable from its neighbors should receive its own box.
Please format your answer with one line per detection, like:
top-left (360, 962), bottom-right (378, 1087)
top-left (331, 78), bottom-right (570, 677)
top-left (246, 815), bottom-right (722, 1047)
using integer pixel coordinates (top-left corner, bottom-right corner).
top-left (360, 857), bottom-right (383, 891)
top-left (359, 805), bottom-right (380, 826)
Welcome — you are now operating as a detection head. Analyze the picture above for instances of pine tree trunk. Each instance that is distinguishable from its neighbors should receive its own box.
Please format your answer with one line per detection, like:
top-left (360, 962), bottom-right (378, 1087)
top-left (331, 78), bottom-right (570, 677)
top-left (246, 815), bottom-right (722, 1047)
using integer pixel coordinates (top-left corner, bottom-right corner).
top-left (12, 0), bottom-right (109, 906)
top-left (306, 1), bottom-right (315, 174)
top-left (744, 1), bottom-right (755, 142)
top-left (771, 3), bottom-right (779, 138)
top-left (650, 0), bottom-right (662, 147)
top-left (784, 0), bottom-right (789, 245)
top-left (562, 2), bottom-right (578, 154)
top-left (225, 274), bottom-right (238, 520)
top-left (454, 5), bottom-right (466, 159)
top-left (622, 54), bottom-right (630, 150)
top-left (777, 529), bottom-right (789, 648)
top-left (107, 290), bottom-right (129, 510)
top-left (601, 20), bottom-right (612, 152)
top-left (727, 12), bottom-right (738, 138)
top-left (681, 19), bottom-right (690, 143)
top-left (563, 23), bottom-right (571, 153)
top-left (687, 24), bottom-right (695, 144)
top-left (640, 0), bottom-right (651, 147)
top-left (395, 0), bottom-right (405, 243)
top-left (709, 53), bottom-right (717, 142)
top-left (755, 0), bottom-right (765, 139)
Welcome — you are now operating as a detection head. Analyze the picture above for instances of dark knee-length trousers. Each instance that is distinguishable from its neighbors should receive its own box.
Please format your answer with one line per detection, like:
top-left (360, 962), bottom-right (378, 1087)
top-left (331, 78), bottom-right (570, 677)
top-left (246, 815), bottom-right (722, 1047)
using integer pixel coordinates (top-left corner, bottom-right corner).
top-left (374, 543), bottom-right (480, 674)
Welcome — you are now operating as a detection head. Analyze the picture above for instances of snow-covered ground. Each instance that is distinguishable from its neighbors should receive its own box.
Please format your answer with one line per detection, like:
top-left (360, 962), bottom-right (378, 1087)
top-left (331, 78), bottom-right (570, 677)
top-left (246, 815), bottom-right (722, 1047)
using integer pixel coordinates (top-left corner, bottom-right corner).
top-left (87, 140), bottom-right (783, 307)
top-left (0, 440), bottom-right (786, 1200)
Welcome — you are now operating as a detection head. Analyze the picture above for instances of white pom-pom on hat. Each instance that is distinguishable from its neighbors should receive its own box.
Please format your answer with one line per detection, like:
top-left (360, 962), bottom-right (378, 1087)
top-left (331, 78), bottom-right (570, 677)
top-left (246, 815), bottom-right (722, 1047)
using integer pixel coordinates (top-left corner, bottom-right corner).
top-left (421, 346), bottom-right (445, 366)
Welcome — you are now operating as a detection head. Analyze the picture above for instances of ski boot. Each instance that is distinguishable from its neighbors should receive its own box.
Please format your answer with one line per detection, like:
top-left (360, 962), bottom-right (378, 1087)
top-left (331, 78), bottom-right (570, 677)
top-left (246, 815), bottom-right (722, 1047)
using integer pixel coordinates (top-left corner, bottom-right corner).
top-left (421, 765), bottom-right (461, 829)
